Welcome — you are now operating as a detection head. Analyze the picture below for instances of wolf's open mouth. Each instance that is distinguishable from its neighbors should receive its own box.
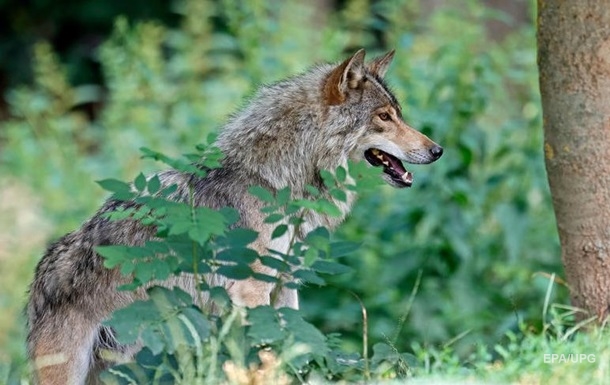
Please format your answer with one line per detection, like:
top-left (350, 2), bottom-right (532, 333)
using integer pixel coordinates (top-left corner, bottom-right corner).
top-left (364, 148), bottom-right (413, 187)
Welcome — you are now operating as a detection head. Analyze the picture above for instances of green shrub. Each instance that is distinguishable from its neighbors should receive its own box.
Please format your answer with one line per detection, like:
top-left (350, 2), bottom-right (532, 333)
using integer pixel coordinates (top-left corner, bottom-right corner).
top-left (91, 144), bottom-right (409, 383)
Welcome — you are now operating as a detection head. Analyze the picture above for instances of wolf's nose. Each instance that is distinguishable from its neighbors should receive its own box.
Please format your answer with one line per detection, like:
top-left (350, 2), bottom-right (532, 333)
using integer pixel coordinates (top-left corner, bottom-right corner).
top-left (430, 145), bottom-right (443, 160)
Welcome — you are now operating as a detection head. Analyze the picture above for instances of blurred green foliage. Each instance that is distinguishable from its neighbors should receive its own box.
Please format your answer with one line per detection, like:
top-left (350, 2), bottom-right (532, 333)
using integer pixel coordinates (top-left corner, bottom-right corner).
top-left (0, 0), bottom-right (564, 380)
top-left (0, 0), bottom-right (180, 89)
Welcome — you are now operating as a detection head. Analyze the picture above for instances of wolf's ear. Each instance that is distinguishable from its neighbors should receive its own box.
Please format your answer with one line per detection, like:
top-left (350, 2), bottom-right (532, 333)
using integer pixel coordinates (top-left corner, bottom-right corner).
top-left (367, 50), bottom-right (395, 78)
top-left (323, 49), bottom-right (366, 105)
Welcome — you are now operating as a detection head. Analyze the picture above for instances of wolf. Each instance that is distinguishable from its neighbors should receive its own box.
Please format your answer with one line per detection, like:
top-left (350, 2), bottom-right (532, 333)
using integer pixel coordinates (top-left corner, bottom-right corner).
top-left (26, 48), bottom-right (442, 384)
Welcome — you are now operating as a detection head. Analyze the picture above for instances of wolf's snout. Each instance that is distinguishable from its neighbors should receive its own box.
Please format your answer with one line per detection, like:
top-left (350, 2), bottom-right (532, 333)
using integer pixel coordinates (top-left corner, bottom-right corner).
top-left (429, 145), bottom-right (443, 160)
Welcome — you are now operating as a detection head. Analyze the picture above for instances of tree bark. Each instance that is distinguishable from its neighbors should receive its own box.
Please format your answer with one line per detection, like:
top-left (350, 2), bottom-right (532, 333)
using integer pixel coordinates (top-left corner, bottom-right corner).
top-left (538, 0), bottom-right (610, 322)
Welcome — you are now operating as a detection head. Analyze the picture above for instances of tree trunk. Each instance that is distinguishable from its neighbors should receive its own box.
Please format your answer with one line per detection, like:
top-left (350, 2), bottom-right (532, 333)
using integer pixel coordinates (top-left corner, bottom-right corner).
top-left (538, 0), bottom-right (610, 322)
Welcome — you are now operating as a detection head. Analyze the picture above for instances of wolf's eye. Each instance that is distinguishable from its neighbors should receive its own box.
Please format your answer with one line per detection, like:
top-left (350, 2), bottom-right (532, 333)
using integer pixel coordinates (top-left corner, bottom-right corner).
top-left (378, 112), bottom-right (391, 121)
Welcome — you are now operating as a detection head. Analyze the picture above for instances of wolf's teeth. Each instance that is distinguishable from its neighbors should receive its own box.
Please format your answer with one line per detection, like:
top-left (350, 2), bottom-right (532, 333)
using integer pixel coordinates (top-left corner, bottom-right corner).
top-left (371, 149), bottom-right (381, 155)
top-left (382, 161), bottom-right (389, 166)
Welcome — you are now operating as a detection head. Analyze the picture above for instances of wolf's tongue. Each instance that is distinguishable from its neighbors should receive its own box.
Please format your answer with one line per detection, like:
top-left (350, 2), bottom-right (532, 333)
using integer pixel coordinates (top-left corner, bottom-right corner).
top-left (383, 153), bottom-right (413, 179)
top-left (381, 152), bottom-right (412, 186)
top-left (386, 155), bottom-right (406, 176)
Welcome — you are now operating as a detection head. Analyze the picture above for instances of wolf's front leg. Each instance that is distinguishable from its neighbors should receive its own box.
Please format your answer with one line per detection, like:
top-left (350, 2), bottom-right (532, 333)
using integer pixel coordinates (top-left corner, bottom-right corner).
top-left (224, 229), bottom-right (300, 309)
top-left (226, 278), bottom-right (299, 309)
top-left (226, 277), bottom-right (275, 307)
top-left (225, 256), bottom-right (299, 309)
top-left (272, 285), bottom-right (299, 309)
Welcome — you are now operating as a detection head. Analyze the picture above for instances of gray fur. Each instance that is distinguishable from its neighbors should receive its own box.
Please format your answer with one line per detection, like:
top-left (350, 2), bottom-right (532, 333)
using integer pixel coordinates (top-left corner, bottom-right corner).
top-left (26, 49), bottom-right (442, 384)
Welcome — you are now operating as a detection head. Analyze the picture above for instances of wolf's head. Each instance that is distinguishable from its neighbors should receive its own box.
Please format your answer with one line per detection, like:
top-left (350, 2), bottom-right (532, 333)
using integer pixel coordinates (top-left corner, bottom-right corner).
top-left (322, 49), bottom-right (443, 188)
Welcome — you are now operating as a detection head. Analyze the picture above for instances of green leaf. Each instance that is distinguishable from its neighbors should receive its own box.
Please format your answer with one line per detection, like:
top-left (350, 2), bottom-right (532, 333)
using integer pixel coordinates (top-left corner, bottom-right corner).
top-left (260, 205), bottom-right (278, 214)
top-left (259, 256), bottom-right (290, 272)
top-left (140, 147), bottom-right (200, 174)
top-left (140, 328), bottom-right (165, 356)
top-left (280, 308), bottom-right (328, 357)
top-left (148, 287), bottom-right (179, 315)
top-left (216, 264), bottom-right (252, 280)
top-left (303, 248), bottom-right (319, 266)
top-left (347, 159), bottom-right (384, 191)
top-left (335, 166), bottom-right (347, 182)
top-left (271, 224), bottom-right (288, 239)
top-left (134, 173), bottom-right (146, 192)
top-left (305, 185), bottom-right (320, 197)
top-left (252, 272), bottom-right (279, 283)
top-left (371, 342), bottom-right (397, 366)
top-left (320, 169), bottom-right (335, 188)
top-left (330, 188), bottom-right (347, 202)
top-left (101, 207), bottom-right (135, 221)
top-left (318, 199), bottom-right (342, 217)
top-left (288, 215), bottom-right (304, 226)
top-left (247, 306), bottom-right (285, 345)
top-left (248, 185), bottom-right (275, 203)
top-left (187, 207), bottom-right (230, 245)
top-left (133, 258), bottom-right (173, 284)
top-left (223, 228), bottom-right (259, 247)
top-left (105, 287), bottom-right (210, 357)
top-left (293, 269), bottom-right (324, 285)
top-left (97, 245), bottom-right (137, 268)
top-left (329, 241), bottom-right (361, 257)
top-left (311, 260), bottom-right (352, 275)
top-left (179, 307), bottom-right (211, 341)
top-left (97, 178), bottom-right (132, 194)
top-left (219, 207), bottom-right (240, 225)
top-left (290, 199), bottom-right (317, 211)
top-left (147, 174), bottom-right (161, 194)
top-left (216, 247), bottom-right (259, 264)
top-left (276, 187), bottom-right (291, 205)
top-left (134, 262), bottom-right (154, 283)
top-left (209, 286), bottom-right (231, 308)
top-left (284, 204), bottom-right (301, 216)
top-left (119, 261), bottom-right (136, 277)
top-left (158, 183), bottom-right (178, 198)
top-left (131, 206), bottom-right (151, 221)
top-left (305, 227), bottom-right (330, 245)
top-left (104, 300), bottom-right (162, 345)
top-left (264, 213), bottom-right (285, 224)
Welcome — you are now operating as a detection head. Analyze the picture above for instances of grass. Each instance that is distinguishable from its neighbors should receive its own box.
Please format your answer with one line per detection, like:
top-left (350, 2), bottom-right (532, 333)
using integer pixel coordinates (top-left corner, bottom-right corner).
top-left (226, 324), bottom-right (610, 384)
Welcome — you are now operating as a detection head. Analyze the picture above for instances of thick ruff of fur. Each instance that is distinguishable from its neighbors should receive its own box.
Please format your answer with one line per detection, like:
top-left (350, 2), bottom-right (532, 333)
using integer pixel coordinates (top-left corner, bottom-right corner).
top-left (26, 49), bottom-right (442, 384)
